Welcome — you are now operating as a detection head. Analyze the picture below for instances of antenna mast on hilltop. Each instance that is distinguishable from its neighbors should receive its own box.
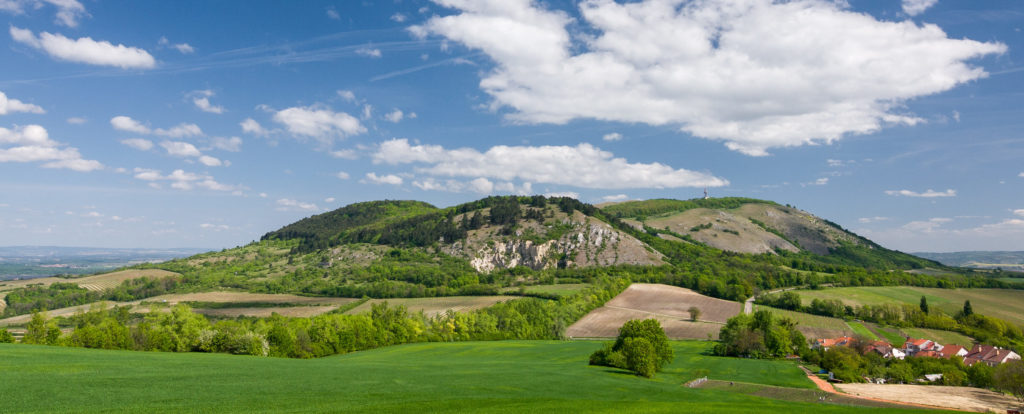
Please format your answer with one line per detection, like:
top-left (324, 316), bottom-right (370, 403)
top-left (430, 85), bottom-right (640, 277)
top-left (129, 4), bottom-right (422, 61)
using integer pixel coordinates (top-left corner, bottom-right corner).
top-left (703, 187), bottom-right (709, 200)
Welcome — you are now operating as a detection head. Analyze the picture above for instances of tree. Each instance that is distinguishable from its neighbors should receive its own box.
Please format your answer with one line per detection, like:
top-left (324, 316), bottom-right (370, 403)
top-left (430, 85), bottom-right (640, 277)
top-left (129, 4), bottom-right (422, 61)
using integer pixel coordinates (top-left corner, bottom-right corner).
top-left (589, 319), bottom-right (674, 378)
top-left (967, 361), bottom-right (994, 388)
top-left (0, 327), bottom-right (14, 343)
top-left (23, 311), bottom-right (60, 345)
top-left (621, 337), bottom-right (657, 378)
top-left (994, 360), bottom-right (1024, 406)
top-left (688, 306), bottom-right (701, 322)
top-left (920, 296), bottom-right (929, 314)
top-left (962, 300), bottom-right (974, 317)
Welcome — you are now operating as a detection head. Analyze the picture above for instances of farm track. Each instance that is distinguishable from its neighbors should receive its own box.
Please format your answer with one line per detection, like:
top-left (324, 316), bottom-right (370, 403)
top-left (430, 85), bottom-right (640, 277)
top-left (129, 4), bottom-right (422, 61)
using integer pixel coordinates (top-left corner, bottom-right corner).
top-left (798, 367), bottom-right (951, 411)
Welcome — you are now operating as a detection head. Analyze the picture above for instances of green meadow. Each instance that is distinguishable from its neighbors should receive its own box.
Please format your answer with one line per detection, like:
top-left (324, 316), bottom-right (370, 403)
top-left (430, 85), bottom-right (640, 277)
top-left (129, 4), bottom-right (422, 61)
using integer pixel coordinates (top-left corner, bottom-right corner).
top-left (793, 286), bottom-right (1024, 327)
top-left (0, 341), bottom-right (942, 413)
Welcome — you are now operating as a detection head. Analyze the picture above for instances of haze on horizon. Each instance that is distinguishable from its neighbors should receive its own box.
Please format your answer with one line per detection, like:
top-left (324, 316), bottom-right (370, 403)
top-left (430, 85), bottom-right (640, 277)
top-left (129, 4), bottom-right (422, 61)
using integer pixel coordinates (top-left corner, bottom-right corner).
top-left (0, 0), bottom-right (1022, 253)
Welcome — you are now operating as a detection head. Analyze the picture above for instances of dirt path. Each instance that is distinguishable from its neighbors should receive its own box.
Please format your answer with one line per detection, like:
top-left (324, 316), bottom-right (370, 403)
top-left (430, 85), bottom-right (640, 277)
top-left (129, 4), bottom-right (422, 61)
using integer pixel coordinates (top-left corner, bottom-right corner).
top-left (798, 366), bottom-right (961, 411)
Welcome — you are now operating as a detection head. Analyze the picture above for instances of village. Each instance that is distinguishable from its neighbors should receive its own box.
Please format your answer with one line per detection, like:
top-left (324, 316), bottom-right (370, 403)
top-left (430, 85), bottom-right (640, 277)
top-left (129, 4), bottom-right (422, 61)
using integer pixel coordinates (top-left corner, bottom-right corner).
top-left (813, 334), bottom-right (1022, 384)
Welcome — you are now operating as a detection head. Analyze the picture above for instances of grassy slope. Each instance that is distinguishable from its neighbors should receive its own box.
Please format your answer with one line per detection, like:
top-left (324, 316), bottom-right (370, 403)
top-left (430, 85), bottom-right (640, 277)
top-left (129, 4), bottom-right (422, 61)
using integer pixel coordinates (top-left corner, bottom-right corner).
top-left (846, 322), bottom-right (878, 341)
top-left (899, 328), bottom-right (974, 347)
top-left (754, 305), bottom-right (854, 339)
top-left (793, 286), bottom-right (1024, 327)
top-left (0, 341), bottom-right (939, 413)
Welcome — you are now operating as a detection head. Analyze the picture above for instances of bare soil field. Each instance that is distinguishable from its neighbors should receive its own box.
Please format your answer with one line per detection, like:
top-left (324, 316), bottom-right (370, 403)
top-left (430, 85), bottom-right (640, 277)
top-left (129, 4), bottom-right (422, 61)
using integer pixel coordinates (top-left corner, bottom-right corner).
top-left (566, 306), bottom-right (723, 339)
top-left (836, 383), bottom-right (1019, 413)
top-left (0, 269), bottom-right (179, 294)
top-left (0, 301), bottom-right (120, 326)
top-left (566, 283), bottom-right (743, 339)
top-left (344, 296), bottom-right (510, 318)
top-left (196, 306), bottom-right (338, 318)
top-left (134, 292), bottom-right (357, 306)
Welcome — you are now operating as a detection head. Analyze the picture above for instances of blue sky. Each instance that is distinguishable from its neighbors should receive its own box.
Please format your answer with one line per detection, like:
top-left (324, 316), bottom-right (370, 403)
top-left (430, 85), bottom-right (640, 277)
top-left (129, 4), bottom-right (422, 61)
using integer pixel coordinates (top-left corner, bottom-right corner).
top-left (0, 0), bottom-right (1022, 252)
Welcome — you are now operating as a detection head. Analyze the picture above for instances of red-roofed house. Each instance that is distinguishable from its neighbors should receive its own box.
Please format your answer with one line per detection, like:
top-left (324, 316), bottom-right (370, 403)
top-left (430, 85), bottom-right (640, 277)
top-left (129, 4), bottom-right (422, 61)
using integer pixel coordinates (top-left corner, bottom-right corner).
top-left (864, 341), bottom-right (906, 360)
top-left (964, 344), bottom-right (1022, 367)
top-left (939, 345), bottom-right (968, 359)
top-left (902, 338), bottom-right (934, 356)
top-left (916, 350), bottom-right (941, 358)
top-left (813, 336), bottom-right (855, 350)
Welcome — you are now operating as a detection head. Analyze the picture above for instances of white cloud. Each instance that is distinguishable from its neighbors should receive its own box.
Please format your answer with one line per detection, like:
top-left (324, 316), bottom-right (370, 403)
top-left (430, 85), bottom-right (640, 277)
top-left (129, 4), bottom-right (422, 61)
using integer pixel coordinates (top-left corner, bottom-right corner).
top-left (192, 90), bottom-right (224, 114)
top-left (154, 123), bottom-right (202, 138)
top-left (336, 171), bottom-right (350, 180)
top-left (902, 217), bottom-right (952, 233)
top-left (209, 136), bottom-right (242, 152)
top-left (826, 159), bottom-right (855, 167)
top-left (173, 43), bottom-right (194, 54)
top-left (120, 138), bottom-right (153, 151)
top-left (2, 0), bottom-right (88, 27)
top-left (199, 223), bottom-right (229, 231)
top-left (160, 141), bottom-right (201, 157)
top-left (803, 177), bottom-right (829, 187)
top-left (364, 172), bottom-right (403, 185)
top-left (324, 197), bottom-right (335, 203)
top-left (858, 216), bottom-right (889, 224)
top-left (0, 91), bottom-right (45, 115)
top-left (545, 191), bottom-right (580, 199)
top-left (361, 104), bottom-right (373, 120)
top-left (337, 90), bottom-right (357, 102)
top-left (902, 0), bottom-right (938, 16)
top-left (66, 117), bottom-right (86, 124)
top-left (272, 106), bottom-right (366, 145)
top-left (414, 0), bottom-right (1005, 156)
top-left (1019, 172), bottom-right (1024, 178)
top-left (384, 109), bottom-right (404, 123)
top-left (467, 177), bottom-right (494, 194)
top-left (240, 118), bottom-right (267, 135)
top-left (602, 194), bottom-right (629, 202)
top-left (198, 155), bottom-right (222, 167)
top-left (258, 192), bottom-right (268, 198)
top-left (391, 13), bottom-right (407, 23)
top-left (110, 116), bottom-right (150, 134)
top-left (373, 138), bottom-right (726, 189)
top-left (1013, 209), bottom-right (1024, 218)
top-left (326, 7), bottom-right (340, 20)
top-left (10, 26), bottom-right (155, 69)
top-left (0, 124), bottom-right (102, 171)
top-left (885, 189), bottom-right (956, 198)
top-left (329, 149), bottom-right (357, 159)
top-left (132, 167), bottom-right (236, 192)
top-left (276, 198), bottom-right (320, 212)
top-left (355, 47), bottom-right (382, 58)
top-left (602, 132), bottom-right (622, 142)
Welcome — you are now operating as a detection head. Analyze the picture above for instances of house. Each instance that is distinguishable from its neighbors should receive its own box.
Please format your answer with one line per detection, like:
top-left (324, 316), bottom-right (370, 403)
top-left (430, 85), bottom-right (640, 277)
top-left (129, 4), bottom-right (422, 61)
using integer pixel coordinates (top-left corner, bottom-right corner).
top-left (915, 350), bottom-right (941, 358)
top-left (938, 344), bottom-right (968, 359)
top-left (864, 341), bottom-right (906, 360)
top-left (812, 336), bottom-right (855, 351)
top-left (963, 344), bottom-right (1022, 367)
top-left (902, 338), bottom-right (934, 356)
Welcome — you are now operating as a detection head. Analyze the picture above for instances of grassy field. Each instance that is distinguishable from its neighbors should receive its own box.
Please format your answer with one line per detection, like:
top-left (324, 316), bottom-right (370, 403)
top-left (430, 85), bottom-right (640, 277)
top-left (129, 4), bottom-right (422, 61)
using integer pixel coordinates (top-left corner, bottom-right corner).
top-left (870, 324), bottom-right (908, 345)
top-left (754, 306), bottom-right (853, 339)
top-left (845, 322), bottom-right (878, 341)
top-left (793, 286), bottom-right (1024, 327)
top-left (343, 296), bottom-right (511, 317)
top-left (898, 328), bottom-right (973, 347)
top-left (0, 341), bottom-right (941, 413)
top-left (520, 283), bottom-right (590, 296)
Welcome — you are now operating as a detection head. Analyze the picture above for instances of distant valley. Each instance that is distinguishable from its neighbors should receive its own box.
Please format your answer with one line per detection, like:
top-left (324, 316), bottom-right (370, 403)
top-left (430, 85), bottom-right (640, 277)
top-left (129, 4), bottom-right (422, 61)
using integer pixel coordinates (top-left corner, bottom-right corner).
top-left (913, 251), bottom-right (1024, 272)
top-left (0, 246), bottom-right (207, 280)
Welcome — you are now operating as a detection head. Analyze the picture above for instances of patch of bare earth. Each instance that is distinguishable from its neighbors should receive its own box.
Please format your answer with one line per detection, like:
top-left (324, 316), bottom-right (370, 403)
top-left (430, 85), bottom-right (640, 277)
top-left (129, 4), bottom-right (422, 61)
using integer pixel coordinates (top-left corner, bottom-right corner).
top-left (566, 283), bottom-right (742, 339)
top-left (134, 292), bottom-right (356, 306)
top-left (196, 306), bottom-right (338, 318)
top-left (836, 383), bottom-right (1020, 413)
top-left (74, 269), bottom-right (180, 291)
top-left (0, 301), bottom-right (120, 326)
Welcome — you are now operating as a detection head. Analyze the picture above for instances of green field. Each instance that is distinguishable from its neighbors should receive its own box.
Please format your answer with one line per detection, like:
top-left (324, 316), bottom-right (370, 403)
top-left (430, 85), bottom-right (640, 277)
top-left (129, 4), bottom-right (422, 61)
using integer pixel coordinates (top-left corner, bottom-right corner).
top-left (899, 327), bottom-right (974, 347)
top-left (870, 324), bottom-right (908, 345)
top-left (0, 341), bottom-right (939, 413)
top-left (793, 286), bottom-right (1024, 327)
top-left (522, 283), bottom-right (591, 296)
top-left (754, 306), bottom-right (853, 339)
top-left (845, 322), bottom-right (878, 341)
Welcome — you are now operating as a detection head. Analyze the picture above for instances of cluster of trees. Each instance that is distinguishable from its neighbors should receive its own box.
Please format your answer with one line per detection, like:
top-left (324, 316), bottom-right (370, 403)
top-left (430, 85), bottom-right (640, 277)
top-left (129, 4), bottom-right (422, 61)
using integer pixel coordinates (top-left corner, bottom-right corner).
top-left (713, 310), bottom-right (808, 358)
top-left (758, 292), bottom-right (1024, 350)
top-left (589, 319), bottom-right (674, 378)
top-left (10, 276), bottom-right (631, 359)
top-left (3, 277), bottom-right (182, 318)
top-left (601, 197), bottom-right (777, 220)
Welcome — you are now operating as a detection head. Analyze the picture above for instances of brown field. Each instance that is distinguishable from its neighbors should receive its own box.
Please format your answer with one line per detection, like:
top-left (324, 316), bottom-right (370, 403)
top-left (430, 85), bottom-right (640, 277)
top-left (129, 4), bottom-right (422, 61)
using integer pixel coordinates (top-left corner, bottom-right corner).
top-left (0, 269), bottom-right (179, 294)
top-left (0, 301), bottom-right (120, 326)
top-left (836, 383), bottom-right (1019, 413)
top-left (344, 296), bottom-right (510, 318)
top-left (134, 292), bottom-right (357, 306)
top-left (195, 306), bottom-right (338, 318)
top-left (566, 283), bottom-right (743, 339)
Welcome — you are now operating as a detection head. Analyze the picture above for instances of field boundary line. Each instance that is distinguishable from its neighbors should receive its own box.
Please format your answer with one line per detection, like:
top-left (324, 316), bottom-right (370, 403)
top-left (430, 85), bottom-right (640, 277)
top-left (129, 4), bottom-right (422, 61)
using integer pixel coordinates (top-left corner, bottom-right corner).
top-left (603, 305), bottom-right (727, 325)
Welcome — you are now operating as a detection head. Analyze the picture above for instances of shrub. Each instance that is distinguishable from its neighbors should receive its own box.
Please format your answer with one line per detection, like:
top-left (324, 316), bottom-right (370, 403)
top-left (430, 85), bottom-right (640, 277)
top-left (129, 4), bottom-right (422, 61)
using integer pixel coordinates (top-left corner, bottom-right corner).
top-left (589, 319), bottom-right (673, 378)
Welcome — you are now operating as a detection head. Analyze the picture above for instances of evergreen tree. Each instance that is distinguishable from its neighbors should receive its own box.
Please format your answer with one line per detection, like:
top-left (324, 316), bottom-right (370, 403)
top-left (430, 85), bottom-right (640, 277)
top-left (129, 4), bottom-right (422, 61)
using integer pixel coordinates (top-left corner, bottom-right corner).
top-left (962, 300), bottom-right (973, 317)
top-left (920, 296), bottom-right (929, 314)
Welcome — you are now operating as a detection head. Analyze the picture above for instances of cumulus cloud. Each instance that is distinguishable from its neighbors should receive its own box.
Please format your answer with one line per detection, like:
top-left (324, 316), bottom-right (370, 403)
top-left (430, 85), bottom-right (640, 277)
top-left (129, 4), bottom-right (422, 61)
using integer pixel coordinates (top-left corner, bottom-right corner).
top-left (158, 36), bottom-right (194, 54)
top-left (385, 109), bottom-right (404, 123)
top-left (414, 0), bottom-right (1005, 156)
top-left (858, 216), bottom-right (890, 224)
top-left (391, 13), bottom-right (407, 23)
top-left (159, 141), bottom-right (201, 157)
top-left (329, 149), bottom-right (357, 159)
top-left (66, 117), bottom-right (86, 124)
top-left (191, 90), bottom-right (224, 114)
top-left (326, 7), bottom-right (340, 20)
top-left (120, 138), bottom-right (153, 151)
top-left (1014, 209), bottom-right (1024, 218)
top-left (198, 155), bottom-right (222, 167)
top-left (602, 194), bottom-right (629, 202)
top-left (373, 138), bottom-right (726, 189)
top-left (132, 167), bottom-right (236, 191)
top-left (337, 90), bottom-right (357, 102)
top-left (240, 118), bottom-right (267, 135)
top-left (272, 106), bottom-right (366, 145)
top-left (0, 91), bottom-right (45, 115)
top-left (111, 116), bottom-right (201, 138)
top-left (11, 26), bottom-right (155, 69)
top-left (276, 198), bottom-right (320, 212)
top-left (902, 0), bottom-right (938, 16)
top-left (0, 124), bottom-right (102, 171)
top-left (199, 223), bottom-right (229, 231)
top-left (1, 0), bottom-right (88, 27)
top-left (155, 123), bottom-right (202, 138)
top-left (364, 172), bottom-right (403, 185)
top-left (885, 189), bottom-right (956, 198)
top-left (209, 136), bottom-right (242, 152)
top-left (602, 132), bottom-right (622, 142)
top-left (110, 116), bottom-right (150, 134)
top-left (355, 47), bottom-right (382, 58)
top-left (336, 171), bottom-right (350, 180)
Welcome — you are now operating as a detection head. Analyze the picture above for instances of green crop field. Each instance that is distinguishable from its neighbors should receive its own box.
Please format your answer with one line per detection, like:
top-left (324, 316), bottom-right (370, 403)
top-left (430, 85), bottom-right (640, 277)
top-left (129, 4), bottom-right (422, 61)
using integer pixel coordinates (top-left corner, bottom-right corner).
top-left (522, 283), bottom-right (591, 296)
top-left (793, 286), bottom-right (1024, 327)
top-left (870, 324), bottom-right (907, 345)
top-left (846, 322), bottom-right (878, 341)
top-left (754, 306), bottom-right (854, 339)
top-left (899, 328), bottom-right (973, 347)
top-left (0, 341), bottom-right (938, 413)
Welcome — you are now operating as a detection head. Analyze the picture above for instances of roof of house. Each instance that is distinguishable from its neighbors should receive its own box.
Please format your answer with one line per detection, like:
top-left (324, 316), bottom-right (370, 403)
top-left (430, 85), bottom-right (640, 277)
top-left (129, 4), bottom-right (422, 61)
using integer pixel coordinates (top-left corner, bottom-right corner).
top-left (916, 350), bottom-right (941, 358)
top-left (907, 338), bottom-right (932, 347)
top-left (939, 345), bottom-right (966, 358)
top-left (817, 336), bottom-right (855, 347)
